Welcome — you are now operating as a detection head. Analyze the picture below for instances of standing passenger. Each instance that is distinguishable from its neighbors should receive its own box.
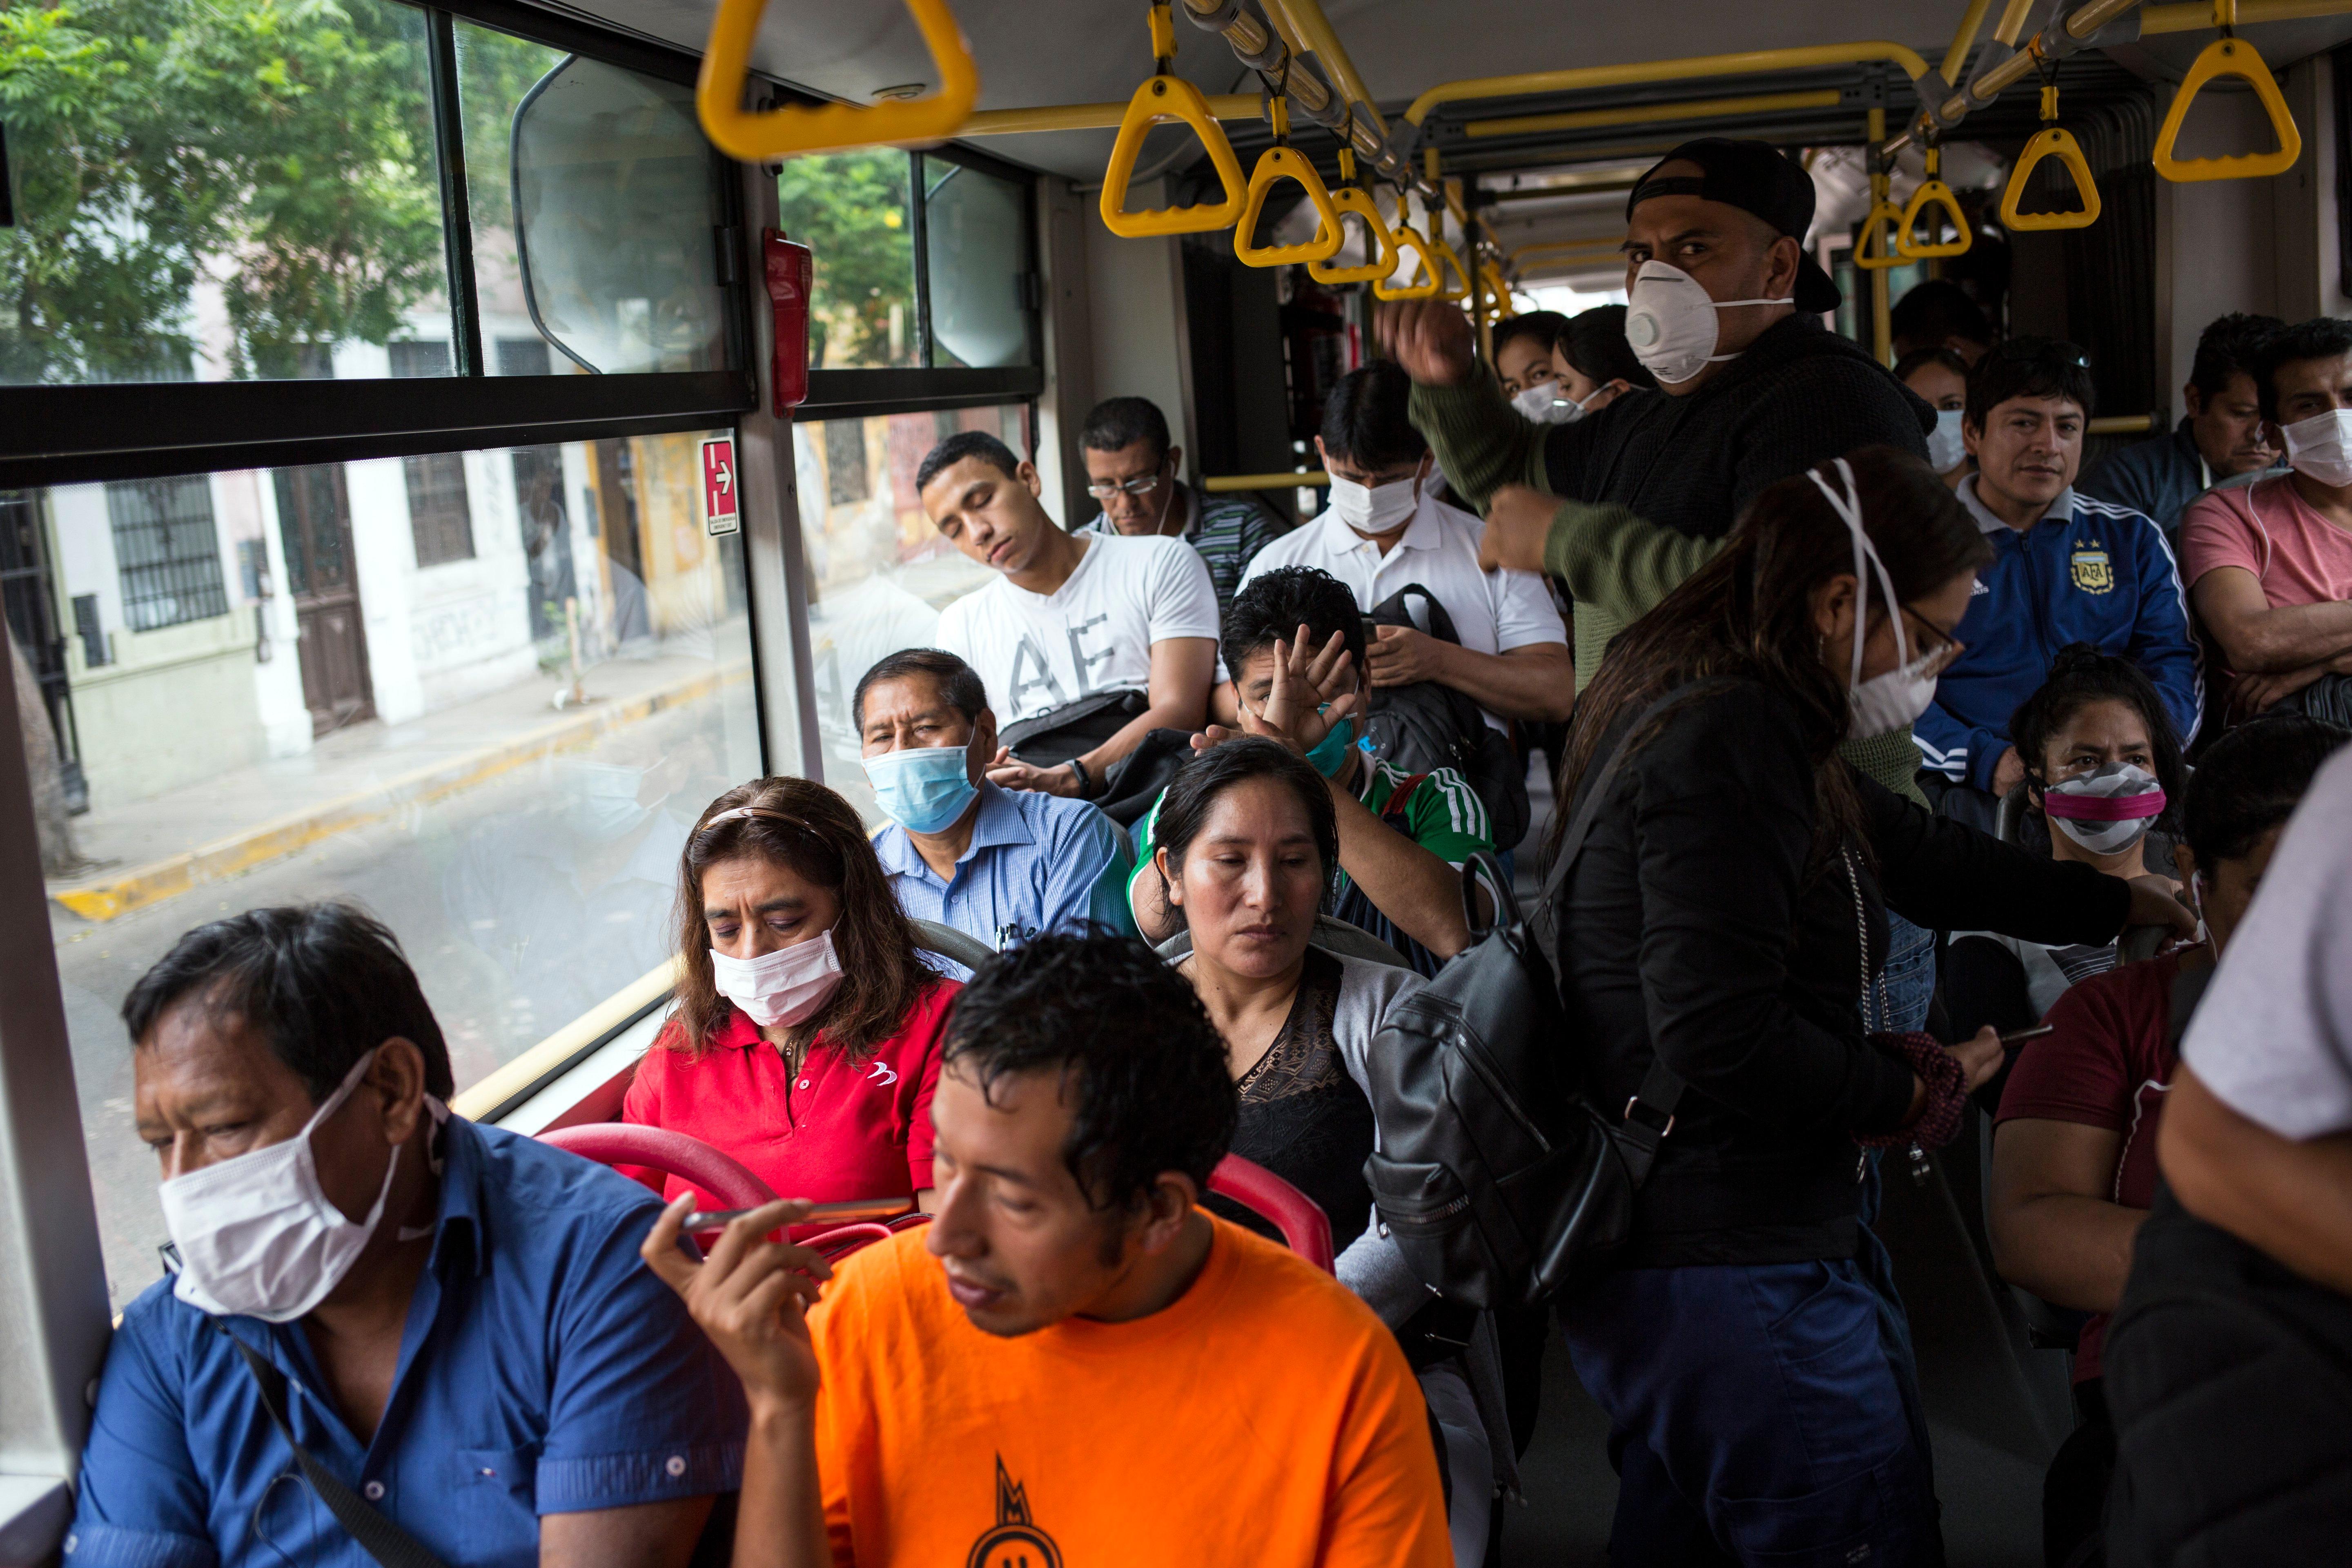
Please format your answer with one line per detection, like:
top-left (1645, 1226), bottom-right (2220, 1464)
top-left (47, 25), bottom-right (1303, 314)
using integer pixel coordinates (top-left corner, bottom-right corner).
top-left (1491, 310), bottom-right (1571, 412)
top-left (1548, 303), bottom-right (1656, 417)
top-left (1888, 278), bottom-right (1996, 365)
top-left (1074, 394), bottom-right (1289, 617)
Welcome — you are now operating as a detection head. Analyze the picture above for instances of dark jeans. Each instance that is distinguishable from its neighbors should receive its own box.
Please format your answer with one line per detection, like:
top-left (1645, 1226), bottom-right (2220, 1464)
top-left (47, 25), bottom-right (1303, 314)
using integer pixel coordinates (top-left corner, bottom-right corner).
top-left (1560, 1258), bottom-right (1936, 1566)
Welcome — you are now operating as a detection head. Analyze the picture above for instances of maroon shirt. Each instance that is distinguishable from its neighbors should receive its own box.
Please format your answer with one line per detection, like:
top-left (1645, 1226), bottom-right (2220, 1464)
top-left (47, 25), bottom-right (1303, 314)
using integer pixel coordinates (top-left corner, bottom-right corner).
top-left (1996, 949), bottom-right (2201, 1380)
top-left (624, 978), bottom-right (959, 1217)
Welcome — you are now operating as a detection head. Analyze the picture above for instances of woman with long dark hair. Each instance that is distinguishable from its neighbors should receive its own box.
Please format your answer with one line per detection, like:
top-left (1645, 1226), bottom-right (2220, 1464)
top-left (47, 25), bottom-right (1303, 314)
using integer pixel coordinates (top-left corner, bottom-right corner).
top-left (1547, 447), bottom-right (2192, 1564)
top-left (624, 777), bottom-right (956, 1216)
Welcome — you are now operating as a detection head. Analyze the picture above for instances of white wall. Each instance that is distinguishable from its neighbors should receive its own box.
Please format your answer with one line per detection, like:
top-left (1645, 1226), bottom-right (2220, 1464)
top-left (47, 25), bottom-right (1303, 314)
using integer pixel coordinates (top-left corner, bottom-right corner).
top-left (1082, 177), bottom-right (1196, 502)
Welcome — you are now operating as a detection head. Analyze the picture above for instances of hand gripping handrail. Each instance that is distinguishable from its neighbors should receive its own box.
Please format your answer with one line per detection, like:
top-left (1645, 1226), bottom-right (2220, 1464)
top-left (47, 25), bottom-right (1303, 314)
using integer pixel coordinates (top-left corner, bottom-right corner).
top-left (1897, 146), bottom-right (1973, 258)
top-left (1236, 144), bottom-right (1344, 267)
top-left (2152, 27), bottom-right (2302, 181)
top-left (2002, 88), bottom-right (2103, 230)
top-left (1100, 76), bottom-right (1252, 235)
top-left (695, 0), bottom-right (979, 162)
top-left (1308, 149), bottom-right (1401, 283)
top-left (1373, 215), bottom-right (1442, 299)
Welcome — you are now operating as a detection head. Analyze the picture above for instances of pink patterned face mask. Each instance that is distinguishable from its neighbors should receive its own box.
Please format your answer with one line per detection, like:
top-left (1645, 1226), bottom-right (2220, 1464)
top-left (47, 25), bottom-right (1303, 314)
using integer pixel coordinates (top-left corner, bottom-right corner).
top-left (2044, 762), bottom-right (2167, 855)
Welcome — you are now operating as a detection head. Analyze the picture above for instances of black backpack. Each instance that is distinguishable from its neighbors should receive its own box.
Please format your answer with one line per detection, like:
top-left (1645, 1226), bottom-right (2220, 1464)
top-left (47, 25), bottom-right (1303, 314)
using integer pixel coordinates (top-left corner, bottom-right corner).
top-left (1361, 584), bottom-right (1531, 853)
top-left (1361, 685), bottom-right (1702, 1309)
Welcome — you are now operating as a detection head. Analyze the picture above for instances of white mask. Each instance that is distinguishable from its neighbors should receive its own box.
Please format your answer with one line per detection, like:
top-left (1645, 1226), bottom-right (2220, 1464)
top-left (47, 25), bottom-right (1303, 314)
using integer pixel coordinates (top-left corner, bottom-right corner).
top-left (1927, 409), bottom-right (1968, 475)
top-left (161, 1049), bottom-right (401, 1323)
top-left (2044, 762), bottom-right (2167, 855)
top-left (710, 928), bottom-right (844, 1028)
top-left (1513, 381), bottom-right (1595, 425)
top-left (1623, 259), bottom-right (1793, 385)
top-left (2280, 407), bottom-right (2352, 488)
top-left (1809, 458), bottom-right (1944, 741)
top-left (1325, 472), bottom-right (1419, 537)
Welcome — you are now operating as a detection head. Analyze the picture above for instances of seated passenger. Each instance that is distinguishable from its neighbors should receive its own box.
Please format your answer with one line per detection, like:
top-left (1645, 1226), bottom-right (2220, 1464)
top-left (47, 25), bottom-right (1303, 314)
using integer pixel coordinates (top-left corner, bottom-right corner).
top-left (1989, 714), bottom-right (2347, 1568)
top-left (1896, 346), bottom-right (1971, 490)
top-left (1131, 566), bottom-right (1492, 975)
top-left (2081, 311), bottom-right (2283, 537)
top-left (1073, 394), bottom-right (1287, 616)
top-left (1915, 337), bottom-right (2202, 799)
top-left (921, 430), bottom-right (1218, 809)
top-left (1490, 309), bottom-right (1570, 416)
top-left (1946, 645), bottom-right (2187, 1034)
top-left (1548, 303), bottom-right (1655, 416)
top-left (2180, 315), bottom-right (2352, 724)
top-left (641, 931), bottom-right (1452, 1568)
top-left (1151, 737), bottom-right (1503, 1568)
top-left (855, 648), bottom-right (1134, 961)
top-left (1240, 361), bottom-right (1574, 734)
top-left (72, 905), bottom-right (742, 1568)
top-left (624, 778), bottom-right (957, 1217)
top-left (1888, 276), bottom-right (1995, 365)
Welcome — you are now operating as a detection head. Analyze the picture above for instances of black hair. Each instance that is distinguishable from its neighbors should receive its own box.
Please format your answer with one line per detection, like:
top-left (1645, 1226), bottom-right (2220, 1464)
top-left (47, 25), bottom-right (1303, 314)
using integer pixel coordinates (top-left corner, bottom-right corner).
top-left (123, 904), bottom-right (455, 1101)
top-left (1893, 346), bottom-right (1971, 388)
top-left (1492, 310), bottom-right (1569, 361)
top-left (1220, 566), bottom-right (1368, 697)
top-left (1152, 738), bottom-right (1341, 922)
top-left (1320, 360), bottom-right (1426, 470)
top-left (1079, 396), bottom-right (1171, 461)
top-left (1966, 336), bottom-right (2097, 427)
top-left (1889, 278), bottom-right (1994, 356)
top-left (2008, 643), bottom-right (2187, 827)
top-left (943, 932), bottom-right (1236, 1213)
top-left (2253, 316), bottom-right (2352, 422)
top-left (1559, 305), bottom-right (1657, 392)
top-left (2189, 312), bottom-right (2285, 404)
top-left (2181, 715), bottom-right (2348, 866)
top-left (852, 647), bottom-right (989, 732)
top-left (916, 430), bottom-right (1021, 494)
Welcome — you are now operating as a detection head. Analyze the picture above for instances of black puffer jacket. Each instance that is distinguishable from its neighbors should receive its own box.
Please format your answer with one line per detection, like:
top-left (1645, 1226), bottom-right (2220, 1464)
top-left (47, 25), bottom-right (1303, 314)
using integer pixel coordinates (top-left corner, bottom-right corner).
top-left (1551, 679), bottom-right (2131, 1267)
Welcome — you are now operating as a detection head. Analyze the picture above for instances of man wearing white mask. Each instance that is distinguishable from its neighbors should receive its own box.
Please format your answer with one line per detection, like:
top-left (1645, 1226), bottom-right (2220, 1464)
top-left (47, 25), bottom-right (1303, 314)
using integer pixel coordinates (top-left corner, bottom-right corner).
top-left (1236, 362), bottom-right (1573, 737)
top-left (2181, 316), bottom-right (2352, 725)
top-left (853, 648), bottom-right (1136, 967)
top-left (73, 904), bottom-right (744, 1568)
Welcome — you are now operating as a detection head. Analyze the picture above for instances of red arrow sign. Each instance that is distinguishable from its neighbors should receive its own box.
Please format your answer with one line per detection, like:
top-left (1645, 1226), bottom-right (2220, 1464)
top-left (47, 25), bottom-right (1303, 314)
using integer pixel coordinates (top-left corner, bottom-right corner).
top-left (701, 437), bottom-right (739, 536)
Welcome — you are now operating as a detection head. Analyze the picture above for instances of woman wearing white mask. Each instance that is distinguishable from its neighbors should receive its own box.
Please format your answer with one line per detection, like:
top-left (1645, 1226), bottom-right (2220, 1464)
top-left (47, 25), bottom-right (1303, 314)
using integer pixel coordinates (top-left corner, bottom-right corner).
top-left (624, 778), bottom-right (955, 1221)
top-left (1543, 448), bottom-right (2194, 1564)
top-left (1896, 345), bottom-right (1973, 490)
top-left (1946, 645), bottom-right (2187, 1036)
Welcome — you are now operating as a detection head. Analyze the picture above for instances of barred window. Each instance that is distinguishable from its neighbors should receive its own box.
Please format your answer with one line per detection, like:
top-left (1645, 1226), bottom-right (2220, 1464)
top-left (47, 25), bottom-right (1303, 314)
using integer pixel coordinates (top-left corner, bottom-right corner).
top-left (105, 478), bottom-right (229, 632)
top-left (405, 451), bottom-right (476, 566)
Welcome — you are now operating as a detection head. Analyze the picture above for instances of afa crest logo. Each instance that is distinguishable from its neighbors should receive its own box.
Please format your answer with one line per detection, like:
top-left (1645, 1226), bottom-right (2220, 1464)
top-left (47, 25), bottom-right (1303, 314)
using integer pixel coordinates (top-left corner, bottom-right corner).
top-left (2071, 541), bottom-right (2115, 594)
top-left (967, 1456), bottom-right (1063, 1568)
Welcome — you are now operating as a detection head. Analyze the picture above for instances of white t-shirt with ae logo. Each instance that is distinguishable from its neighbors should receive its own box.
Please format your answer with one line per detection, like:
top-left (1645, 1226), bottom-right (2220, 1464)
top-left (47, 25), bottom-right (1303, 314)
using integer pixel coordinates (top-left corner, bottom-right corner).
top-left (935, 533), bottom-right (1221, 724)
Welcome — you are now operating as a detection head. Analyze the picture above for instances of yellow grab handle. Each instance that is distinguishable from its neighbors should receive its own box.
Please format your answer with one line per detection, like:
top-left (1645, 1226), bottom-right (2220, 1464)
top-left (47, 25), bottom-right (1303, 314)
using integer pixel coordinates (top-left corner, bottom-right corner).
top-left (1432, 235), bottom-right (1473, 301)
top-left (1235, 146), bottom-right (1344, 267)
top-left (2152, 37), bottom-right (2301, 182)
top-left (1308, 186), bottom-right (1402, 283)
top-left (1479, 258), bottom-right (1513, 314)
top-left (1896, 179), bottom-right (1971, 258)
top-left (1853, 198), bottom-right (1907, 269)
top-left (2000, 127), bottom-right (2103, 230)
top-left (1373, 224), bottom-right (1442, 299)
top-left (1099, 75), bottom-right (1251, 237)
top-left (697, 0), bottom-right (978, 161)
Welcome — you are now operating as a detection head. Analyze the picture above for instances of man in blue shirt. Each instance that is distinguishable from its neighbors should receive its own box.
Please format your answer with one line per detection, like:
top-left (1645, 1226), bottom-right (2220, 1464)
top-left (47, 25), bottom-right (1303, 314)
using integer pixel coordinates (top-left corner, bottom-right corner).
top-left (854, 650), bottom-right (1134, 969)
top-left (71, 904), bottom-right (743, 1568)
top-left (1918, 338), bottom-right (2203, 800)
top-left (2079, 312), bottom-right (2284, 537)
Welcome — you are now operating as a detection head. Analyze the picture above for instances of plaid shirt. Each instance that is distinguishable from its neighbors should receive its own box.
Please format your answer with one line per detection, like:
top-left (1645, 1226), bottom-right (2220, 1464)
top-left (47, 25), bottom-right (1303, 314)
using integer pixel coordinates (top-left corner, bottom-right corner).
top-left (1079, 482), bottom-right (1291, 615)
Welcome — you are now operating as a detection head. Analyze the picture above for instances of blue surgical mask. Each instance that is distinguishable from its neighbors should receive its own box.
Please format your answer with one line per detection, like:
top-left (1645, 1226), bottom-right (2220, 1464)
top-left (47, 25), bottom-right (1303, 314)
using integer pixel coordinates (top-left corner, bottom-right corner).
top-left (1305, 716), bottom-right (1360, 779)
top-left (1927, 409), bottom-right (1967, 474)
top-left (864, 744), bottom-right (978, 833)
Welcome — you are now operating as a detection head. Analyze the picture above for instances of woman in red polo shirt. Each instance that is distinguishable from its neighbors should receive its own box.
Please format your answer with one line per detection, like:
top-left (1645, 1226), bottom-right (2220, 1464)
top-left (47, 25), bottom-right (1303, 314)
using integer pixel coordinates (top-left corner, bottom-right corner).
top-left (624, 776), bottom-right (957, 1214)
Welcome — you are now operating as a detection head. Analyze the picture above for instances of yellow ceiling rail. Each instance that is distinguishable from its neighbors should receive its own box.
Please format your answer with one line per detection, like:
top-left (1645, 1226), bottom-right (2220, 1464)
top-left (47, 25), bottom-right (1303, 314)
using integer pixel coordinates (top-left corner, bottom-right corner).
top-left (1465, 88), bottom-right (1842, 140)
top-left (1853, 166), bottom-right (1906, 269)
top-left (1509, 237), bottom-right (1626, 267)
top-left (962, 94), bottom-right (1258, 136)
top-left (1993, 0), bottom-right (2040, 43)
top-left (696, 0), bottom-right (978, 161)
top-left (1402, 41), bottom-right (1931, 128)
top-left (2143, 0), bottom-right (2352, 28)
top-left (1943, 0), bottom-right (1997, 81)
top-left (1309, 149), bottom-right (1401, 284)
top-left (1100, 76), bottom-right (1252, 235)
top-left (1897, 146), bottom-right (1972, 257)
top-left (1204, 471), bottom-right (1332, 492)
top-left (1265, 0), bottom-right (1387, 139)
top-left (2002, 85), bottom-right (2102, 229)
top-left (2152, 13), bottom-right (2302, 181)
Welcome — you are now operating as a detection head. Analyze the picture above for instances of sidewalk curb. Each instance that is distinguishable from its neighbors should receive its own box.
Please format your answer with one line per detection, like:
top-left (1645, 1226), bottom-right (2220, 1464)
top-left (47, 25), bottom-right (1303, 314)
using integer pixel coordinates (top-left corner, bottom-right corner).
top-left (51, 666), bottom-right (739, 924)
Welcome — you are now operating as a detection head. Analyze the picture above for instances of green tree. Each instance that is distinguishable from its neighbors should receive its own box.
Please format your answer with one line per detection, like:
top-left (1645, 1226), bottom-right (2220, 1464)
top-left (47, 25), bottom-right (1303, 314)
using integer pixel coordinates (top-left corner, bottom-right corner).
top-left (0, 0), bottom-right (444, 383)
top-left (776, 149), bottom-right (914, 369)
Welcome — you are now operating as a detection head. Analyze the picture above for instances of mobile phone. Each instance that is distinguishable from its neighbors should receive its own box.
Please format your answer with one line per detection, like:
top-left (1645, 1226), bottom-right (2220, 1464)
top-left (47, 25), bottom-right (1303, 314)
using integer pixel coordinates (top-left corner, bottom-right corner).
top-left (1997, 1023), bottom-right (2056, 1046)
top-left (684, 1197), bottom-right (912, 1230)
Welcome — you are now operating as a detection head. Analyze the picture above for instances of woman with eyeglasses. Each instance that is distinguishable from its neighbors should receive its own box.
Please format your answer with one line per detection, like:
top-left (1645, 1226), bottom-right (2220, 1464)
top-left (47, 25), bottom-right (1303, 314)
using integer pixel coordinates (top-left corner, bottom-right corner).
top-left (1541, 446), bottom-right (2195, 1564)
top-left (622, 777), bottom-right (958, 1223)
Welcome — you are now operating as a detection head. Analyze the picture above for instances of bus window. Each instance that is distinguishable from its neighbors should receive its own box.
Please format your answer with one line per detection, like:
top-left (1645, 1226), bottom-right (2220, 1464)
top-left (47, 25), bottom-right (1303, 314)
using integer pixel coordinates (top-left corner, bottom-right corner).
top-left (777, 153), bottom-right (919, 370)
top-left (9, 431), bottom-right (759, 1306)
top-left (925, 160), bottom-right (1034, 369)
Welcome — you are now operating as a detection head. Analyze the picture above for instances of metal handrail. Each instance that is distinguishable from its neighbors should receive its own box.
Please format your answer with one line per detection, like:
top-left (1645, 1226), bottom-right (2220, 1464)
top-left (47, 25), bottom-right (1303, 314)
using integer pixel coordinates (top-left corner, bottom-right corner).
top-left (1465, 88), bottom-right (1842, 140)
top-left (1402, 41), bottom-right (1933, 128)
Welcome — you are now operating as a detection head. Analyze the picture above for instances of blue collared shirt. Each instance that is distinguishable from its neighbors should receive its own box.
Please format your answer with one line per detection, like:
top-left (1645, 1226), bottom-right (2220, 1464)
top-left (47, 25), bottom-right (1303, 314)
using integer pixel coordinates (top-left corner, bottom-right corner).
top-left (67, 1117), bottom-right (745, 1568)
top-left (875, 781), bottom-right (1136, 970)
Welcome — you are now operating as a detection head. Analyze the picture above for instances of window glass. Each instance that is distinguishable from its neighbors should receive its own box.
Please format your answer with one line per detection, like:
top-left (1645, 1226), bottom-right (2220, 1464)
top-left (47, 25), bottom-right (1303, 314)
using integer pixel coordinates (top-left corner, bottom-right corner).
top-left (461, 27), bottom-right (732, 375)
top-left (797, 405), bottom-right (1029, 813)
top-left (924, 162), bottom-right (1033, 369)
top-left (11, 429), bottom-right (761, 1304)
top-left (0, 0), bottom-right (451, 385)
top-left (777, 153), bottom-right (918, 370)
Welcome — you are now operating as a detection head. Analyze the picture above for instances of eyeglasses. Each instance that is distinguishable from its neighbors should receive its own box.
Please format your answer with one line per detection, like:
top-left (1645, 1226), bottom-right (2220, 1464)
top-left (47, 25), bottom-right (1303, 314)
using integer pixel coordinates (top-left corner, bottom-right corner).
top-left (1086, 473), bottom-right (1166, 500)
top-left (1900, 605), bottom-right (1966, 672)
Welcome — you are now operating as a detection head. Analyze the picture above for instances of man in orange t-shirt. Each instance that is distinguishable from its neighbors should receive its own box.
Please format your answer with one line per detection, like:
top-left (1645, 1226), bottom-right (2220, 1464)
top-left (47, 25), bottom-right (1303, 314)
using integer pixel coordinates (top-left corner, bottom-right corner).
top-left (643, 932), bottom-right (1450, 1568)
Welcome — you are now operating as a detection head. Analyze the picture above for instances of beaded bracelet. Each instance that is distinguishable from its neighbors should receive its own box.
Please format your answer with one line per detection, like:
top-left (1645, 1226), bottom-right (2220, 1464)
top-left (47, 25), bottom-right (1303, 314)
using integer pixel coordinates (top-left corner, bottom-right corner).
top-left (1856, 1030), bottom-right (1970, 1152)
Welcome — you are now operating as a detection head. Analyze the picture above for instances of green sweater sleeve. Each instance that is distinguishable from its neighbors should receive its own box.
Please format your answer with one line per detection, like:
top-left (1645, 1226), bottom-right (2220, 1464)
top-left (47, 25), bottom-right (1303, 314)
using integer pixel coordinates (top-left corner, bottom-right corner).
top-left (1406, 362), bottom-right (1549, 514)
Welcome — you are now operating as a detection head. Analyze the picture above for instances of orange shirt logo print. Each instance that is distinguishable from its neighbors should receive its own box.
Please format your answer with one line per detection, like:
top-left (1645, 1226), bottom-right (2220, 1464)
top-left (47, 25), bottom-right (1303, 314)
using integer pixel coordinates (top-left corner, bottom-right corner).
top-left (967, 1456), bottom-right (1062, 1568)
